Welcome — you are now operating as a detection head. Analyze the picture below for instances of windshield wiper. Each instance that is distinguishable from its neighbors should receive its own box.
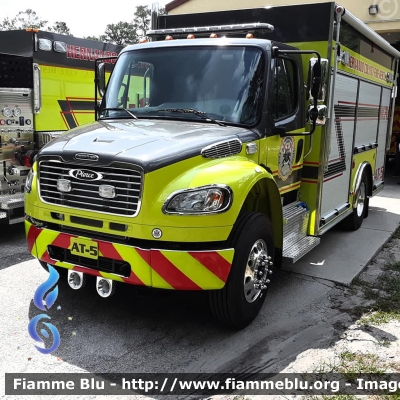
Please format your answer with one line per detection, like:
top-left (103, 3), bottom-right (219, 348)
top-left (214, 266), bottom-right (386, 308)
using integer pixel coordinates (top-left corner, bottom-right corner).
top-left (99, 107), bottom-right (138, 120)
top-left (157, 108), bottom-right (226, 126)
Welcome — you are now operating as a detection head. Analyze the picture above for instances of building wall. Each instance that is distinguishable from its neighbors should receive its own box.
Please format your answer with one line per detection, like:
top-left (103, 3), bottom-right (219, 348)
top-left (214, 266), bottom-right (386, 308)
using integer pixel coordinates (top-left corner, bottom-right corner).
top-left (167, 0), bottom-right (400, 34)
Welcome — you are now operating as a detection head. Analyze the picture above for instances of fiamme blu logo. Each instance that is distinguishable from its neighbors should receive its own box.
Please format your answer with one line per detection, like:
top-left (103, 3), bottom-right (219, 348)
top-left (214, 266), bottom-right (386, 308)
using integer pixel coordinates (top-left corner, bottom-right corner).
top-left (28, 265), bottom-right (61, 354)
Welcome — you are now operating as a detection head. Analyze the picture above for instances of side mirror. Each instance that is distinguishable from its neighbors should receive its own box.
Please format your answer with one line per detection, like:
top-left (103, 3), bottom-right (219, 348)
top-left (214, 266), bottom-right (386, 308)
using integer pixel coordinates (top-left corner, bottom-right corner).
top-left (97, 63), bottom-right (106, 97)
top-left (307, 58), bottom-right (329, 103)
top-left (307, 105), bottom-right (328, 126)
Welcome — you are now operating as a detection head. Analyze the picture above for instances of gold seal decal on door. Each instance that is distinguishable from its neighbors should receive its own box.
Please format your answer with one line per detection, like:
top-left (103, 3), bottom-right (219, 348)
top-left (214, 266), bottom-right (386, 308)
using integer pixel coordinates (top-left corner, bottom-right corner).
top-left (278, 136), bottom-right (295, 181)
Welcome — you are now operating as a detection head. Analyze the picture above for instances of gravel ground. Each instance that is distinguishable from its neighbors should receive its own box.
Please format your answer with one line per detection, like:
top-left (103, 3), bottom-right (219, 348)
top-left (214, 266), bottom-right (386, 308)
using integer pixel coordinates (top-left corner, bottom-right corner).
top-left (213, 232), bottom-right (400, 400)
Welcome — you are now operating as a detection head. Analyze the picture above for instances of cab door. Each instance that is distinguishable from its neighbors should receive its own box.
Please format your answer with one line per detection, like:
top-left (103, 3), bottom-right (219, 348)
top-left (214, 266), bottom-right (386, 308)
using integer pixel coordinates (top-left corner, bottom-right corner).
top-left (265, 55), bottom-right (305, 205)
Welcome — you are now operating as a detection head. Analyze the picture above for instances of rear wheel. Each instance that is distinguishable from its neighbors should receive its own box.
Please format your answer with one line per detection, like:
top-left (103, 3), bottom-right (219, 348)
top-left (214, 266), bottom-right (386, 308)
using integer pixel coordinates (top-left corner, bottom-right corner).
top-left (209, 212), bottom-right (274, 328)
top-left (341, 172), bottom-right (368, 231)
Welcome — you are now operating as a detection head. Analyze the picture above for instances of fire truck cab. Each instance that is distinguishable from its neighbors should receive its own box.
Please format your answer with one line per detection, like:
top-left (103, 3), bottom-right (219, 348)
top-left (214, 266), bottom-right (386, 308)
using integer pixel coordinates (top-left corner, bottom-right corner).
top-left (25, 3), bottom-right (399, 327)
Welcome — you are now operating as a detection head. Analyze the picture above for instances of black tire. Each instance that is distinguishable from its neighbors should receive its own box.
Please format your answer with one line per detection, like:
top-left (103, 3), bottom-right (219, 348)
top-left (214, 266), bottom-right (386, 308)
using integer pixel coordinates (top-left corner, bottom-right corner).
top-left (341, 172), bottom-right (368, 231)
top-left (209, 212), bottom-right (274, 328)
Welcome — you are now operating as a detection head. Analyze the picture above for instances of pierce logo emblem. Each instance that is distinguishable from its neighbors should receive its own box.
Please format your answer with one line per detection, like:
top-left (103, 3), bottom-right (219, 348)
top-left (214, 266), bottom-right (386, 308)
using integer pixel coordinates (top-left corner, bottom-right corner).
top-left (74, 153), bottom-right (99, 161)
top-left (69, 169), bottom-right (103, 181)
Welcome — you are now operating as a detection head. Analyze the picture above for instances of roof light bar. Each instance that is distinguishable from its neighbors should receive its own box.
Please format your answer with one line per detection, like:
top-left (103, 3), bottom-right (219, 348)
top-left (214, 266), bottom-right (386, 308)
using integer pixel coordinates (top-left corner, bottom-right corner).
top-left (147, 23), bottom-right (274, 37)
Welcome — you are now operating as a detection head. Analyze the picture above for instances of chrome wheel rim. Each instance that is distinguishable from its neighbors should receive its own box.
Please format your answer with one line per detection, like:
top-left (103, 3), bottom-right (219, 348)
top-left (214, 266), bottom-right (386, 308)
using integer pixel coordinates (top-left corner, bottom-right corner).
top-left (356, 182), bottom-right (366, 217)
top-left (243, 239), bottom-right (270, 303)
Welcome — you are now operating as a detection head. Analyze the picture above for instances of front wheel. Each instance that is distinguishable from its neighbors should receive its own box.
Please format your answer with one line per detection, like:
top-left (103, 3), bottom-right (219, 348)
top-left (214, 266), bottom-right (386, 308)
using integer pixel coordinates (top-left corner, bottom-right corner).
top-left (209, 212), bottom-right (274, 328)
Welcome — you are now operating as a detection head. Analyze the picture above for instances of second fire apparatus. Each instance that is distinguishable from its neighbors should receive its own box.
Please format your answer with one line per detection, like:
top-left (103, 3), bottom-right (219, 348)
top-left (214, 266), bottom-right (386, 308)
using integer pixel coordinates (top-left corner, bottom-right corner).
top-left (0, 30), bottom-right (122, 225)
top-left (25, 3), bottom-right (399, 327)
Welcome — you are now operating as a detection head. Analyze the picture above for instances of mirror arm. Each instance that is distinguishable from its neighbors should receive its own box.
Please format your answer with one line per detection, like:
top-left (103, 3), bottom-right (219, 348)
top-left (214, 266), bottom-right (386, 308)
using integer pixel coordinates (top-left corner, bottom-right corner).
top-left (94, 56), bottom-right (118, 120)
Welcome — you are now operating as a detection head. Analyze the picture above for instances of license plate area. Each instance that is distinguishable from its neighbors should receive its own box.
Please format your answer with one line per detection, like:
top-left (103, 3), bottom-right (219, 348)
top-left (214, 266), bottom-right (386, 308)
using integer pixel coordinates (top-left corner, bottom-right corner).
top-left (69, 237), bottom-right (99, 260)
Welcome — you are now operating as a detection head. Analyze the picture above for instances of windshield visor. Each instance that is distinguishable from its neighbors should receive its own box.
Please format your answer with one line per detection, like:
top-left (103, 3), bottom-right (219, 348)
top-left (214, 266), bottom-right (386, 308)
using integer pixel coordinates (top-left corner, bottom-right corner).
top-left (102, 46), bottom-right (265, 126)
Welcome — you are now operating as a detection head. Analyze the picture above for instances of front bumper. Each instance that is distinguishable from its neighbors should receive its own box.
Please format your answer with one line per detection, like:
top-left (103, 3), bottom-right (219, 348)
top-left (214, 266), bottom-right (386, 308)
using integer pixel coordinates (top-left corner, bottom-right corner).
top-left (26, 221), bottom-right (234, 290)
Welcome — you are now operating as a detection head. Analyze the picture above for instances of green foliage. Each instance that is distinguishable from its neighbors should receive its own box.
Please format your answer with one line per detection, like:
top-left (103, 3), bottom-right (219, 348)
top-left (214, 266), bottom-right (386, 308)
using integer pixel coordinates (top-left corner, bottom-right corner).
top-left (0, 9), bottom-right (72, 35)
top-left (133, 5), bottom-right (151, 38)
top-left (100, 21), bottom-right (137, 45)
top-left (0, 9), bottom-right (48, 30)
top-left (48, 21), bottom-right (73, 36)
top-left (83, 36), bottom-right (101, 42)
top-left (1, 4), bottom-right (164, 43)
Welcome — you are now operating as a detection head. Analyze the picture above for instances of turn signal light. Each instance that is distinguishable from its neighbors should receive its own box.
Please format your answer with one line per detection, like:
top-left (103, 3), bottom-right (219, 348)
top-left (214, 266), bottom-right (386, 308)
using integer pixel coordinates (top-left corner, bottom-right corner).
top-left (165, 35), bottom-right (173, 40)
top-left (210, 33), bottom-right (218, 38)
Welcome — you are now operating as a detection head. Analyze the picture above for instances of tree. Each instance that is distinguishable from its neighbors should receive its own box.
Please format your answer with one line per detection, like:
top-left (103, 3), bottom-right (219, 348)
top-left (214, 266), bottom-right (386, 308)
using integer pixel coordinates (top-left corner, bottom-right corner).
top-left (15, 9), bottom-right (47, 29)
top-left (133, 5), bottom-right (151, 38)
top-left (0, 17), bottom-right (17, 30)
top-left (100, 21), bottom-right (137, 45)
top-left (0, 9), bottom-right (47, 30)
top-left (47, 21), bottom-right (73, 36)
top-left (84, 35), bottom-right (101, 41)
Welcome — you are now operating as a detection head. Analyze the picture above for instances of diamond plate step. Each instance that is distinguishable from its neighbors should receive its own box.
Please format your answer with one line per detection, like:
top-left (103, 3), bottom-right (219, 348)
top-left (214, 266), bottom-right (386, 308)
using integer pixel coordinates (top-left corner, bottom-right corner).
top-left (283, 202), bottom-right (309, 251)
top-left (0, 211), bottom-right (6, 219)
top-left (0, 193), bottom-right (24, 210)
top-left (9, 216), bottom-right (25, 225)
top-left (283, 236), bottom-right (321, 264)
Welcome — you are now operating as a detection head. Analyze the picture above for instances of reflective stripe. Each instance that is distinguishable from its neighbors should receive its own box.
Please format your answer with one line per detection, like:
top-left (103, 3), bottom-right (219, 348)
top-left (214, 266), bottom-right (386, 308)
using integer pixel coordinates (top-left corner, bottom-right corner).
top-left (36, 230), bottom-right (59, 259)
top-left (189, 250), bottom-right (233, 282)
top-left (161, 251), bottom-right (225, 290)
top-left (219, 249), bottom-right (234, 264)
top-left (151, 269), bottom-right (174, 290)
top-left (116, 245), bottom-right (151, 286)
top-left (27, 228), bottom-right (234, 290)
top-left (151, 251), bottom-right (202, 290)
top-left (99, 271), bottom-right (124, 282)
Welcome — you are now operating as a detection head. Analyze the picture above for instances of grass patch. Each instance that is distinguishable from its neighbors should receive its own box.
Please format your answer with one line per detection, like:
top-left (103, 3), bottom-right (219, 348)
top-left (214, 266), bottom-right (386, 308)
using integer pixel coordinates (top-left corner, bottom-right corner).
top-left (313, 352), bottom-right (385, 377)
top-left (352, 276), bottom-right (370, 288)
top-left (353, 272), bottom-right (400, 326)
top-left (337, 352), bottom-right (386, 381)
top-left (385, 261), bottom-right (400, 272)
top-left (377, 339), bottom-right (391, 347)
top-left (359, 310), bottom-right (400, 326)
top-left (373, 394), bottom-right (400, 400)
top-left (307, 396), bottom-right (357, 400)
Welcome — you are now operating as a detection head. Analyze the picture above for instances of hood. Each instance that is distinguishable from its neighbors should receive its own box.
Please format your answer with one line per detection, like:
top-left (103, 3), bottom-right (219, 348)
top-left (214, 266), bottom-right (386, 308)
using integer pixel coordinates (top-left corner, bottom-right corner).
top-left (39, 119), bottom-right (259, 172)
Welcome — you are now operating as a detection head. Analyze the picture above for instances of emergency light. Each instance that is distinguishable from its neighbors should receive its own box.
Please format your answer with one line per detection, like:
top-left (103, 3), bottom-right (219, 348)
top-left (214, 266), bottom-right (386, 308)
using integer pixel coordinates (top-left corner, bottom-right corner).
top-left (146, 22), bottom-right (274, 37)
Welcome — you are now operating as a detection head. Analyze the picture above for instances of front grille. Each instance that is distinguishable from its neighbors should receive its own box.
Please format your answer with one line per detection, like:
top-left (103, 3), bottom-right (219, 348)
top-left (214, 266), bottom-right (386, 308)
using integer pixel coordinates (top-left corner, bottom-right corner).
top-left (39, 161), bottom-right (142, 216)
top-left (48, 245), bottom-right (131, 277)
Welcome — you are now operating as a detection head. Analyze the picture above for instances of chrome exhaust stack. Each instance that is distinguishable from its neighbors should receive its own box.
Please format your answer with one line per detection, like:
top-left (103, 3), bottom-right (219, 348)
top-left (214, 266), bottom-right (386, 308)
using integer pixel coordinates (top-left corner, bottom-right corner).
top-left (96, 277), bottom-right (115, 298)
top-left (67, 270), bottom-right (86, 290)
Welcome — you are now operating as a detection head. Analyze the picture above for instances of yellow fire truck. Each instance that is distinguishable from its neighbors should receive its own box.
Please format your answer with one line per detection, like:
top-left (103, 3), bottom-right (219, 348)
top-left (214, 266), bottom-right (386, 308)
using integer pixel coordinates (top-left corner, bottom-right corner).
top-left (0, 30), bottom-right (122, 224)
top-left (25, 2), bottom-right (399, 327)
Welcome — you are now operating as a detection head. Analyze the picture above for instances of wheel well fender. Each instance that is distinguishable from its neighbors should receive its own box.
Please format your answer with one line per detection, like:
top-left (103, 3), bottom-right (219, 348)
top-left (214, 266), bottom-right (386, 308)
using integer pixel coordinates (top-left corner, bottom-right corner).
top-left (351, 162), bottom-right (373, 206)
top-left (239, 177), bottom-right (283, 252)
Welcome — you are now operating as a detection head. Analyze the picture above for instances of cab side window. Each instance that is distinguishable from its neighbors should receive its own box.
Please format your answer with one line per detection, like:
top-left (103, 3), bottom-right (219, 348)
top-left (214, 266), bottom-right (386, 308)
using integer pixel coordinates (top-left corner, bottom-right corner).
top-left (274, 58), bottom-right (297, 120)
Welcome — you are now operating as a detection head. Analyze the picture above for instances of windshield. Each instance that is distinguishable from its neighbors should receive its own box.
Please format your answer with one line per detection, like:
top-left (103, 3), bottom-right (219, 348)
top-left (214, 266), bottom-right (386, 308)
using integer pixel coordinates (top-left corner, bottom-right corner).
top-left (101, 46), bottom-right (265, 126)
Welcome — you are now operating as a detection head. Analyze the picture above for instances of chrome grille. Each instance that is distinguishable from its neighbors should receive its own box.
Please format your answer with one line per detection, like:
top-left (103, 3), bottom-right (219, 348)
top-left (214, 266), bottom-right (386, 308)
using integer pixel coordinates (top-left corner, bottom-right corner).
top-left (38, 161), bottom-right (142, 216)
top-left (201, 139), bottom-right (242, 159)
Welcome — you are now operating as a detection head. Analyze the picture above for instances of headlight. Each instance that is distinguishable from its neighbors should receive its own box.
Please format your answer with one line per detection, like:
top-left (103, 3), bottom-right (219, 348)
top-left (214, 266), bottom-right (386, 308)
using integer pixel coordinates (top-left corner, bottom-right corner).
top-left (25, 169), bottom-right (35, 193)
top-left (163, 185), bottom-right (233, 215)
